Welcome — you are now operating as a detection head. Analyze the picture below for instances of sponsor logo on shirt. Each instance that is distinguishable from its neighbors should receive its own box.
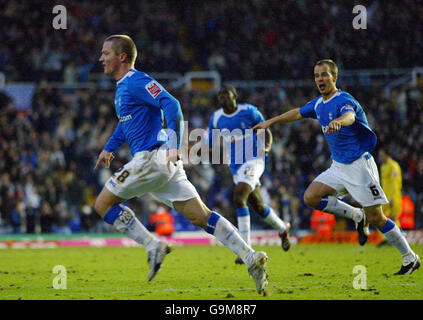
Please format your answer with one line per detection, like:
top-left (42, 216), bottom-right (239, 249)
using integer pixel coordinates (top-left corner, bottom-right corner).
top-left (115, 96), bottom-right (122, 108)
top-left (321, 125), bottom-right (329, 134)
top-left (341, 104), bottom-right (355, 112)
top-left (145, 80), bottom-right (162, 98)
top-left (119, 114), bottom-right (132, 122)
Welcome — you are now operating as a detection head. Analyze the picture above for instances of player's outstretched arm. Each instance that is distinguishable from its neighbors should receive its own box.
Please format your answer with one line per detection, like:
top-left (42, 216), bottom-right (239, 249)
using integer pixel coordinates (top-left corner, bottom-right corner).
top-left (253, 108), bottom-right (303, 130)
top-left (326, 111), bottom-right (355, 134)
top-left (264, 129), bottom-right (272, 153)
top-left (94, 122), bottom-right (124, 169)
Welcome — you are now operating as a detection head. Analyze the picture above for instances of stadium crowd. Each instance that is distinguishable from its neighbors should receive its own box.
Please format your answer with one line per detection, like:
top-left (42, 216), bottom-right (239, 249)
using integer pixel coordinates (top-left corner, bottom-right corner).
top-left (1, 0), bottom-right (422, 82)
top-left (0, 0), bottom-right (422, 234)
top-left (1, 77), bottom-right (423, 234)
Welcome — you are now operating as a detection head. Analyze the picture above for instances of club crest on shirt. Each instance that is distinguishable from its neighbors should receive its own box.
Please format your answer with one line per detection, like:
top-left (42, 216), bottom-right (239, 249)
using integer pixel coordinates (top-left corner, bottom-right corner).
top-left (145, 80), bottom-right (162, 99)
top-left (114, 96), bottom-right (122, 108)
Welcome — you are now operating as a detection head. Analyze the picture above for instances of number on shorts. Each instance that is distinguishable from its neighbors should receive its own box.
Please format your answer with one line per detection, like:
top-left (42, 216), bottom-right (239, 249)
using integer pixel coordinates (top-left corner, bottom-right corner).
top-left (112, 167), bottom-right (123, 179)
top-left (116, 170), bottom-right (130, 184)
top-left (244, 166), bottom-right (254, 177)
top-left (369, 185), bottom-right (380, 196)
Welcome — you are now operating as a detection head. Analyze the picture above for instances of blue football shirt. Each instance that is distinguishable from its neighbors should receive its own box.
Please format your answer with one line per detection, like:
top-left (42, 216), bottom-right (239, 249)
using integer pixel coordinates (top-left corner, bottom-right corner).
top-left (208, 103), bottom-right (266, 174)
top-left (299, 90), bottom-right (377, 164)
top-left (104, 69), bottom-right (184, 156)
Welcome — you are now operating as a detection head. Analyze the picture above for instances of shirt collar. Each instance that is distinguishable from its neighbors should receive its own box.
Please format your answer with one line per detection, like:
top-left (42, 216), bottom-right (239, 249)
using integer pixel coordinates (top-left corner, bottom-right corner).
top-left (322, 90), bottom-right (341, 103)
top-left (116, 68), bottom-right (136, 85)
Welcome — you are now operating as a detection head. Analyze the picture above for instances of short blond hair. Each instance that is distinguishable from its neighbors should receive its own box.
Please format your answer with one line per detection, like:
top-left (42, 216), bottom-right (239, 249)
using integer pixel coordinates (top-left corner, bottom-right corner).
top-left (315, 59), bottom-right (338, 77)
top-left (105, 35), bottom-right (137, 66)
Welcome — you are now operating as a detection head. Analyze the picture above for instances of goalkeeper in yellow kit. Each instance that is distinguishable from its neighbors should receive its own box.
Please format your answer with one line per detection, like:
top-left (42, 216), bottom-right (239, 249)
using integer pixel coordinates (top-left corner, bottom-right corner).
top-left (378, 148), bottom-right (403, 246)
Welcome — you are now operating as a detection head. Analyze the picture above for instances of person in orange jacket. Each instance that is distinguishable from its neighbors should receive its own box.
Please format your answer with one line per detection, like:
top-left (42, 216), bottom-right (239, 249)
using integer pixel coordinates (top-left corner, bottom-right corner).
top-left (149, 205), bottom-right (175, 236)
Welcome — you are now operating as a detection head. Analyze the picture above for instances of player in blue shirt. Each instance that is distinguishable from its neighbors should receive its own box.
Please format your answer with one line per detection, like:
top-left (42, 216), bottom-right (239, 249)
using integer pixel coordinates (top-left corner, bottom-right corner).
top-left (94, 35), bottom-right (269, 293)
top-left (254, 59), bottom-right (420, 275)
top-left (208, 85), bottom-right (291, 264)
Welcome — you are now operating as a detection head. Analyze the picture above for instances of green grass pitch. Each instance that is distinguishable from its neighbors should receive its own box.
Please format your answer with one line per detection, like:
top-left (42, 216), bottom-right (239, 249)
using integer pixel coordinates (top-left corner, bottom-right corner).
top-left (0, 243), bottom-right (422, 300)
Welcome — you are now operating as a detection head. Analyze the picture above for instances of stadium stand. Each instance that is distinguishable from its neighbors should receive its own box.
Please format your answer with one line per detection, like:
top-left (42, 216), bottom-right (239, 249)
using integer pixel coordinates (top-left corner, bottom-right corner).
top-left (1, 0), bottom-right (422, 82)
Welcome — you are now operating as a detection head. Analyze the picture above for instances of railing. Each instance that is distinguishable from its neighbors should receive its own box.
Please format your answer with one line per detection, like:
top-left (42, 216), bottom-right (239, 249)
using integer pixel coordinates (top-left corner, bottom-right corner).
top-left (74, 68), bottom-right (421, 90)
top-left (384, 67), bottom-right (423, 98)
top-left (2, 68), bottom-right (422, 95)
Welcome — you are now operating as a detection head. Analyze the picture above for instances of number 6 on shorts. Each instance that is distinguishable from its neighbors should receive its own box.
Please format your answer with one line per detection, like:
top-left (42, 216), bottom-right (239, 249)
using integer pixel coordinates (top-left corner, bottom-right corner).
top-left (369, 185), bottom-right (380, 197)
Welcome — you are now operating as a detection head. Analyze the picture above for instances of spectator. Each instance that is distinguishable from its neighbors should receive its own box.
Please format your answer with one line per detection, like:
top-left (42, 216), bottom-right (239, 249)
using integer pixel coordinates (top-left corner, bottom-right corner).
top-left (40, 201), bottom-right (53, 233)
top-left (1, 1), bottom-right (422, 82)
top-left (148, 205), bottom-right (175, 236)
top-left (63, 61), bottom-right (79, 85)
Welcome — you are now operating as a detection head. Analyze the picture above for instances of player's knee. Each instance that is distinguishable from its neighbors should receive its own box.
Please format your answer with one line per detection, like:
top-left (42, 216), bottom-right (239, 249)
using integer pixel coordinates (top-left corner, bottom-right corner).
top-left (366, 214), bottom-right (383, 228)
top-left (364, 206), bottom-right (386, 228)
top-left (175, 198), bottom-right (211, 229)
top-left (187, 207), bottom-right (210, 229)
top-left (303, 191), bottom-right (319, 209)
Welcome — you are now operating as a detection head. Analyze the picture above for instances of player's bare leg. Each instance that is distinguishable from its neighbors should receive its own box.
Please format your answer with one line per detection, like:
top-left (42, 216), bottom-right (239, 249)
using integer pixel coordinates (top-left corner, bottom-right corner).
top-left (248, 187), bottom-right (291, 252)
top-left (303, 181), bottom-right (337, 208)
top-left (364, 204), bottom-right (420, 275)
top-left (94, 187), bottom-right (171, 281)
top-left (173, 196), bottom-right (211, 228)
top-left (94, 186), bottom-right (126, 217)
top-left (174, 197), bottom-right (269, 294)
top-left (304, 181), bottom-right (369, 245)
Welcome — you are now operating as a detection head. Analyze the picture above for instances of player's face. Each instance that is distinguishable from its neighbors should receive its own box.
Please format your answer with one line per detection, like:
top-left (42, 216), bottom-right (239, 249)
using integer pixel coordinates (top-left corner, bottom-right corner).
top-left (217, 89), bottom-right (236, 110)
top-left (99, 41), bottom-right (121, 76)
top-left (314, 64), bottom-right (337, 96)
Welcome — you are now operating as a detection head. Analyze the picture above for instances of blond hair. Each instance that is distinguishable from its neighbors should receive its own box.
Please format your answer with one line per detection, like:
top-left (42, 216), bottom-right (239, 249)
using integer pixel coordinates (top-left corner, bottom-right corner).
top-left (315, 59), bottom-right (338, 76)
top-left (105, 35), bottom-right (137, 66)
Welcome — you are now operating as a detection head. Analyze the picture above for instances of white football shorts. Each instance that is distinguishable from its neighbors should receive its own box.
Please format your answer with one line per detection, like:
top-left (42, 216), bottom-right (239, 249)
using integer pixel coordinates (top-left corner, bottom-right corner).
top-left (105, 149), bottom-right (199, 208)
top-left (314, 152), bottom-right (388, 207)
top-left (233, 158), bottom-right (265, 190)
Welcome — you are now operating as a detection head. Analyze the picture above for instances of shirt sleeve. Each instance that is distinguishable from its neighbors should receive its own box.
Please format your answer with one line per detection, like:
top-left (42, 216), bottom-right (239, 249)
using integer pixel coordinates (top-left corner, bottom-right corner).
top-left (159, 93), bottom-right (184, 150)
top-left (339, 99), bottom-right (357, 116)
top-left (104, 122), bottom-right (125, 152)
top-left (128, 76), bottom-right (184, 149)
top-left (250, 106), bottom-right (265, 125)
top-left (299, 98), bottom-right (318, 119)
